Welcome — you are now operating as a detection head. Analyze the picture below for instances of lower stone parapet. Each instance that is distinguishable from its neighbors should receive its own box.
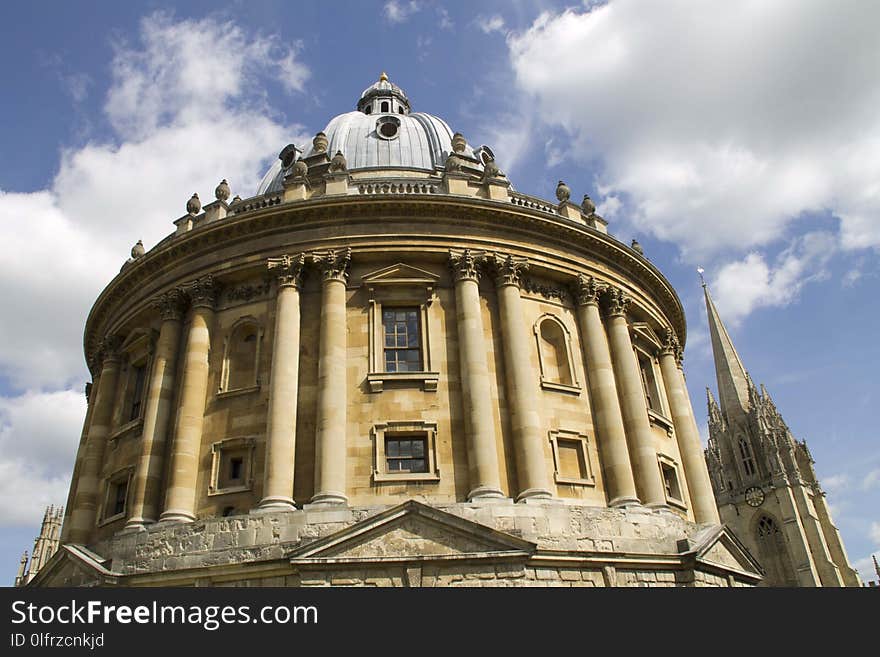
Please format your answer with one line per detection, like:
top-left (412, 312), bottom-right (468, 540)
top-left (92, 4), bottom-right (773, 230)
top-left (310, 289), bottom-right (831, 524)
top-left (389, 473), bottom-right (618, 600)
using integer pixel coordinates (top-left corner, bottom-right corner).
top-left (28, 500), bottom-right (762, 587)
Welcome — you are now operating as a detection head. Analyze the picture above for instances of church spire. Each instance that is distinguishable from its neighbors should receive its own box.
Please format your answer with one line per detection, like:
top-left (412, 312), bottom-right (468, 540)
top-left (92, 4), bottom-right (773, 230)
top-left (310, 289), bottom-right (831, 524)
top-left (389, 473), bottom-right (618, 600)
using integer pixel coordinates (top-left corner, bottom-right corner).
top-left (703, 279), bottom-right (751, 420)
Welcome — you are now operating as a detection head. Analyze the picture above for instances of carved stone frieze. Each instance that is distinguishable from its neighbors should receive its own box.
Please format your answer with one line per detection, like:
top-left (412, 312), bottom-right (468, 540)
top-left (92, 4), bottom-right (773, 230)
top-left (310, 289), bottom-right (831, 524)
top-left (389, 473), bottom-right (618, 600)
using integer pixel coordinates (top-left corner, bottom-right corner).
top-left (522, 277), bottom-right (568, 303)
top-left (226, 278), bottom-right (273, 302)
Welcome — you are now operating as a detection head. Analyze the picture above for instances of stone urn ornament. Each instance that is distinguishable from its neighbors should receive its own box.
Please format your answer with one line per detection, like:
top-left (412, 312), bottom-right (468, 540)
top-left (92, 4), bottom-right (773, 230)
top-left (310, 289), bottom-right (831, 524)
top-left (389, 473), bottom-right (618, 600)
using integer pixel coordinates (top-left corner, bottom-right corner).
top-left (329, 150), bottom-right (347, 172)
top-left (556, 180), bottom-right (571, 203)
top-left (131, 240), bottom-right (145, 259)
top-left (215, 179), bottom-right (230, 202)
top-left (186, 193), bottom-right (201, 215)
top-left (581, 194), bottom-right (596, 215)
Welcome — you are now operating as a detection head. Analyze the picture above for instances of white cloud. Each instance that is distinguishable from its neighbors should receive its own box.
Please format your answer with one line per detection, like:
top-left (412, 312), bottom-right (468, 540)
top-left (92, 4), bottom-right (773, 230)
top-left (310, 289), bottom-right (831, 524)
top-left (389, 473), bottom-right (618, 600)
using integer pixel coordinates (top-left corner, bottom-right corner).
top-left (476, 15), bottom-right (506, 34)
top-left (862, 468), bottom-right (880, 491)
top-left (507, 0), bottom-right (880, 257)
top-left (709, 231), bottom-right (836, 325)
top-left (0, 13), bottom-right (310, 391)
top-left (437, 7), bottom-right (453, 31)
top-left (822, 474), bottom-right (850, 495)
top-left (383, 1), bottom-right (421, 24)
top-left (0, 390), bottom-right (85, 525)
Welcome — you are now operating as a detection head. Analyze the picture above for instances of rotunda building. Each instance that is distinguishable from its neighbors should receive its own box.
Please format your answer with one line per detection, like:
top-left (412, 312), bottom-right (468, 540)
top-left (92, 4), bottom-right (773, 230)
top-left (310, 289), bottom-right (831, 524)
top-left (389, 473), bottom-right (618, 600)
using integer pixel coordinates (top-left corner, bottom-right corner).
top-left (37, 75), bottom-right (762, 587)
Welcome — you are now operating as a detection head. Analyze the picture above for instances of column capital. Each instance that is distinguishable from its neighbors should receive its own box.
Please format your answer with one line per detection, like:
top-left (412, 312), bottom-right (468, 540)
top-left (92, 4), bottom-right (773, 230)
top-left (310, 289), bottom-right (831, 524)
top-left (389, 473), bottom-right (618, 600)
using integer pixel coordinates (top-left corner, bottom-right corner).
top-left (312, 247), bottom-right (351, 283)
top-left (267, 253), bottom-right (307, 289)
top-left (448, 249), bottom-right (481, 283)
top-left (93, 334), bottom-right (123, 370)
top-left (603, 286), bottom-right (631, 318)
top-left (484, 252), bottom-right (528, 288)
top-left (152, 288), bottom-right (188, 321)
top-left (660, 326), bottom-right (683, 366)
top-left (572, 273), bottom-right (604, 307)
top-left (185, 275), bottom-right (222, 310)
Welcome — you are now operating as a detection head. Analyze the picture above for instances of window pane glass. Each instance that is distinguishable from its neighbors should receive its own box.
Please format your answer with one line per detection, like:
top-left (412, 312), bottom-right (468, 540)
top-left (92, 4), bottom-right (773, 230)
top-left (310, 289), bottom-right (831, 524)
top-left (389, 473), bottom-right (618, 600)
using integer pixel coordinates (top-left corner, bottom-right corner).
top-left (412, 440), bottom-right (424, 457)
top-left (387, 440), bottom-right (399, 457)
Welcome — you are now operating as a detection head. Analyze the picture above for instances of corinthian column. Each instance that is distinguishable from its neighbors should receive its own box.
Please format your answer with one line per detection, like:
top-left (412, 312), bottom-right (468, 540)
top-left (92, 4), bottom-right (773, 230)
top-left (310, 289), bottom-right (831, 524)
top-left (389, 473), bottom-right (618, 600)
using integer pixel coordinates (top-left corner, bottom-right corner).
top-left (658, 328), bottom-right (720, 523)
top-left (449, 250), bottom-right (504, 499)
top-left (310, 248), bottom-right (350, 505)
top-left (604, 287), bottom-right (666, 507)
top-left (67, 335), bottom-right (122, 544)
top-left (572, 275), bottom-right (639, 506)
top-left (486, 253), bottom-right (552, 501)
top-left (160, 276), bottom-right (221, 523)
top-left (259, 254), bottom-right (306, 511)
top-left (125, 290), bottom-right (187, 530)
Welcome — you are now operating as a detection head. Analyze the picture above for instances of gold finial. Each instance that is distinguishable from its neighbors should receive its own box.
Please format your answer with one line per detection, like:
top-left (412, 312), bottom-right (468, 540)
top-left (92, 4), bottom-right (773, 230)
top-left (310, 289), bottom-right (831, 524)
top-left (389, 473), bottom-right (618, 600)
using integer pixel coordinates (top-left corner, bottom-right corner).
top-left (379, 71), bottom-right (388, 81)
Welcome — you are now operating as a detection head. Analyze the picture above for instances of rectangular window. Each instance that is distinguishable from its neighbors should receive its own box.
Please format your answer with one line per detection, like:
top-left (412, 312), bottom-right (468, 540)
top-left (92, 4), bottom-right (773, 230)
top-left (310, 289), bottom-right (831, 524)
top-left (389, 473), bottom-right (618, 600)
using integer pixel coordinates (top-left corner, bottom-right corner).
top-left (637, 352), bottom-right (661, 413)
top-left (128, 364), bottom-right (146, 421)
top-left (229, 457), bottom-right (244, 482)
top-left (557, 439), bottom-right (588, 481)
top-left (385, 436), bottom-right (428, 473)
top-left (660, 460), bottom-right (683, 503)
top-left (383, 308), bottom-right (422, 373)
top-left (112, 479), bottom-right (128, 516)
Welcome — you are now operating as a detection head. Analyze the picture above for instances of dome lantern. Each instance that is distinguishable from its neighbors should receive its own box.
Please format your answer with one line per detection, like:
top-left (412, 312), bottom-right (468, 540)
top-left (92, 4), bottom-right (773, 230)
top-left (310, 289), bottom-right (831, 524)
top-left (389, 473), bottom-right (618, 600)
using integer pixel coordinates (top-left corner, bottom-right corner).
top-left (357, 72), bottom-right (411, 116)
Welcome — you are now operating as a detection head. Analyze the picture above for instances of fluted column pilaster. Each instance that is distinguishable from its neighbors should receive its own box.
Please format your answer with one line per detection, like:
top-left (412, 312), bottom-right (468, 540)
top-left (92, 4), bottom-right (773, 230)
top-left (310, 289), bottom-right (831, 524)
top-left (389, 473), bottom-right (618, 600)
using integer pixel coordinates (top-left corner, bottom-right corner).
top-left (259, 254), bottom-right (306, 511)
top-left (311, 248), bottom-right (350, 505)
top-left (449, 250), bottom-right (504, 500)
top-left (125, 290), bottom-right (187, 529)
top-left (604, 287), bottom-right (666, 507)
top-left (160, 276), bottom-right (220, 523)
top-left (486, 253), bottom-right (552, 501)
top-left (67, 335), bottom-right (122, 543)
top-left (573, 275), bottom-right (639, 506)
top-left (658, 328), bottom-right (720, 523)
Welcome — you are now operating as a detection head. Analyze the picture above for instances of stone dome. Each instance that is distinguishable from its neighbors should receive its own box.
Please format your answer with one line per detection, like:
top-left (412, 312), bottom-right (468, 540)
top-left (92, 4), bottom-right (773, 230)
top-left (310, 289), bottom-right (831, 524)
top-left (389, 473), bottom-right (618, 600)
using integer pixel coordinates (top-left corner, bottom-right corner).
top-left (257, 74), bottom-right (483, 195)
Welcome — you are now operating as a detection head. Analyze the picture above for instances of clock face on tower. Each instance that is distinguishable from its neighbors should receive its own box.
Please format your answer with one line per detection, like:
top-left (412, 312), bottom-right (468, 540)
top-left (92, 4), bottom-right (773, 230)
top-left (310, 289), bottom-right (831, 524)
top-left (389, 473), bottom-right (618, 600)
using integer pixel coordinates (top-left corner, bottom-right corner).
top-left (745, 486), bottom-right (765, 508)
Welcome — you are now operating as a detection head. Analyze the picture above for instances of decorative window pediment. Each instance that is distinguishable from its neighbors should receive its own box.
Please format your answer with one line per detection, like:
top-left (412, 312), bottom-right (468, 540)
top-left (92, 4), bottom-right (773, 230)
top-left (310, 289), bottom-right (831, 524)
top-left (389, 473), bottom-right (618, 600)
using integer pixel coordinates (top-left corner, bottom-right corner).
top-left (218, 317), bottom-right (263, 397)
top-left (362, 263), bottom-right (440, 393)
top-left (534, 313), bottom-right (580, 394)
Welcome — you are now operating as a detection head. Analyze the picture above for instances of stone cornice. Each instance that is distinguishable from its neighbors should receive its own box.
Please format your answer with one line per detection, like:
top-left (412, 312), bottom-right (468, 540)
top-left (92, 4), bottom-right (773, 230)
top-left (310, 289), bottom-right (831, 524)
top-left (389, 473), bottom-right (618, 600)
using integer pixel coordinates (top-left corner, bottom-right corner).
top-left (84, 195), bottom-right (686, 369)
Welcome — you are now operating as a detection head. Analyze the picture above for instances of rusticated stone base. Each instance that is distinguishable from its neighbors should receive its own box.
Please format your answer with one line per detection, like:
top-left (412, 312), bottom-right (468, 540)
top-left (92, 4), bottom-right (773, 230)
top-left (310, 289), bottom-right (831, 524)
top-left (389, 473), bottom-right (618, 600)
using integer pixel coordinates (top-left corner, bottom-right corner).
top-left (30, 500), bottom-right (761, 587)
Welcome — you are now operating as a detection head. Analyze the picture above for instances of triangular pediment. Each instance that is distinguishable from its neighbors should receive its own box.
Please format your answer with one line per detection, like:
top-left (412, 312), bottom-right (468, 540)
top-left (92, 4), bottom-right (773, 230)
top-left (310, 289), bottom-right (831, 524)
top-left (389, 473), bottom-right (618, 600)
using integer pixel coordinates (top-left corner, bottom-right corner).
top-left (289, 500), bottom-right (535, 564)
top-left (361, 263), bottom-right (440, 286)
top-left (631, 322), bottom-right (663, 349)
top-left (26, 544), bottom-right (120, 588)
top-left (687, 525), bottom-right (763, 580)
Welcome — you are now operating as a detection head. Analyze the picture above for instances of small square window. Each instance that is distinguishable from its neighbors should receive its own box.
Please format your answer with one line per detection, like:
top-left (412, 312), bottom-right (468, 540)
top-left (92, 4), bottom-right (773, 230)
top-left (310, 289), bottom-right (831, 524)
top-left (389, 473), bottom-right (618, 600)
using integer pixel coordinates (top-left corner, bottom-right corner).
top-left (209, 438), bottom-right (255, 496)
top-left (385, 436), bottom-right (428, 473)
top-left (658, 456), bottom-right (686, 508)
top-left (371, 421), bottom-right (440, 483)
top-left (99, 468), bottom-right (133, 525)
top-left (549, 430), bottom-right (595, 487)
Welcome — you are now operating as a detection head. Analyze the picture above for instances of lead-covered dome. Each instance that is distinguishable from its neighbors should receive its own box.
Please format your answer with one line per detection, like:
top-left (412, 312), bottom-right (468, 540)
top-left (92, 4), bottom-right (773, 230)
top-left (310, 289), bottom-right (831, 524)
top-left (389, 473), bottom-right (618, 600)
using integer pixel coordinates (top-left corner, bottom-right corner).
top-left (257, 74), bottom-right (483, 195)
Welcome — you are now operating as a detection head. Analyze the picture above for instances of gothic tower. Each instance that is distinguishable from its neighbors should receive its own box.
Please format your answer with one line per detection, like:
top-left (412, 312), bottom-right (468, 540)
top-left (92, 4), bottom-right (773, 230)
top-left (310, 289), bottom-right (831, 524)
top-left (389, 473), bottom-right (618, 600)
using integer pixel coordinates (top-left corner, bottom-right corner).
top-left (702, 283), bottom-right (860, 587)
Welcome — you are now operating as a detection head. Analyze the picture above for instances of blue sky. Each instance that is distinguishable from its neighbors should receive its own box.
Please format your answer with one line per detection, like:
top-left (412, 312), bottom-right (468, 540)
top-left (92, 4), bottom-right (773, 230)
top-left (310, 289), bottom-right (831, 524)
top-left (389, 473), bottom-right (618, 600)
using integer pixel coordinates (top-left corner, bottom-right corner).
top-left (1, 0), bottom-right (878, 585)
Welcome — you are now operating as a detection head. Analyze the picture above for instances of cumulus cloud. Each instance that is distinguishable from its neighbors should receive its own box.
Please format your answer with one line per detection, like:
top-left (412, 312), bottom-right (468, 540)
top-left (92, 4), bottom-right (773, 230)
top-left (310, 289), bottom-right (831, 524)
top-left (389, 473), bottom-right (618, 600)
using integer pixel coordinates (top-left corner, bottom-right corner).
top-left (708, 231), bottom-right (836, 326)
top-left (0, 391), bottom-right (85, 525)
top-left (383, 1), bottom-right (421, 24)
top-left (821, 474), bottom-right (850, 495)
top-left (0, 12), bottom-right (310, 392)
top-left (0, 13), bottom-right (311, 528)
top-left (507, 0), bottom-right (880, 257)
